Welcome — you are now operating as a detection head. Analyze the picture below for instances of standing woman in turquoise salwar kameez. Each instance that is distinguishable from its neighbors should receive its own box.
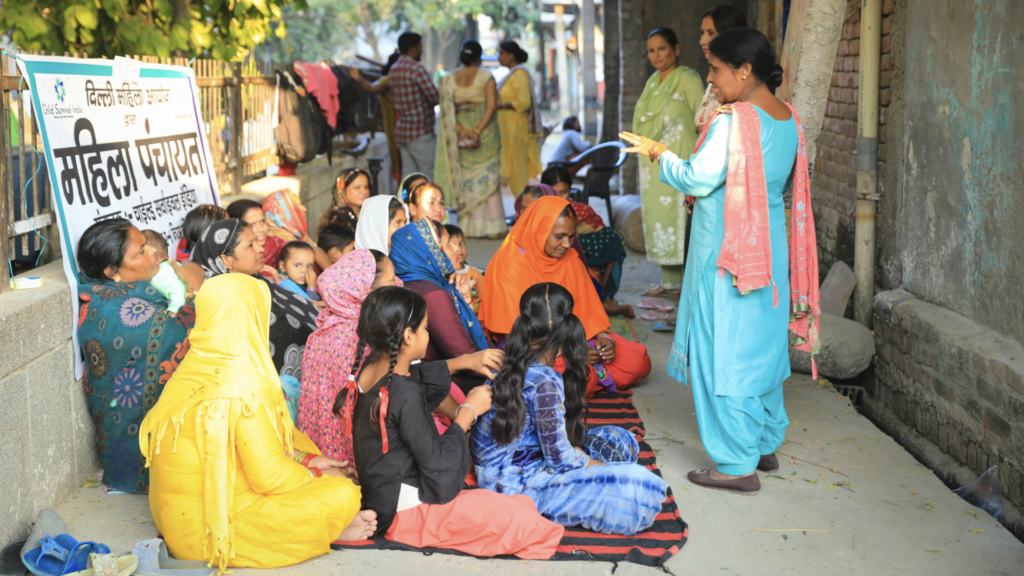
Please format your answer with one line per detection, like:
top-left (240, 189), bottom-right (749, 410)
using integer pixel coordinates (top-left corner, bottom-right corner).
top-left (621, 28), bottom-right (821, 493)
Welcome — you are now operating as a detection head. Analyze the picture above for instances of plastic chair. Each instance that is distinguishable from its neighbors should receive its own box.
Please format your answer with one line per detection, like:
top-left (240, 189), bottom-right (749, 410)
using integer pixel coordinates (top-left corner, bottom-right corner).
top-left (573, 141), bottom-right (627, 219)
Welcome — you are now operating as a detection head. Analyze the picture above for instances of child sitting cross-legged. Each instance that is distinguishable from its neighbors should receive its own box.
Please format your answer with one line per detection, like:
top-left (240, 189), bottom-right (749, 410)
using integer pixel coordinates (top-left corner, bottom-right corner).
top-left (346, 285), bottom-right (565, 556)
top-left (471, 282), bottom-right (669, 535)
top-left (278, 241), bottom-right (322, 301)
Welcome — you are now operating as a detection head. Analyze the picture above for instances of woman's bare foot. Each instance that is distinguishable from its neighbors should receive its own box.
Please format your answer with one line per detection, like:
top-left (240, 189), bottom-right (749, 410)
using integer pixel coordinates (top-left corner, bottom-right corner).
top-left (336, 510), bottom-right (378, 541)
top-left (708, 469), bottom-right (756, 480)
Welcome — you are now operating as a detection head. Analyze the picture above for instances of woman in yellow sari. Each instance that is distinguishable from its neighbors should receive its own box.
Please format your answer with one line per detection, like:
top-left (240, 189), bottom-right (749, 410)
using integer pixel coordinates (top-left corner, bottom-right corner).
top-left (496, 40), bottom-right (542, 197)
top-left (141, 274), bottom-right (377, 573)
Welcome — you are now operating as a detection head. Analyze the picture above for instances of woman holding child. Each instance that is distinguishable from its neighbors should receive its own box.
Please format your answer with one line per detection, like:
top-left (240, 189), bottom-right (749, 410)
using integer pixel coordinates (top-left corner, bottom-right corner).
top-left (77, 219), bottom-right (196, 493)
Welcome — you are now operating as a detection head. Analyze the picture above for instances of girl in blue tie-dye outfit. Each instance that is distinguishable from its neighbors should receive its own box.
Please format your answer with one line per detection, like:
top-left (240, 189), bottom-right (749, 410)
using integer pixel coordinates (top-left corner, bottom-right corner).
top-left (470, 283), bottom-right (669, 535)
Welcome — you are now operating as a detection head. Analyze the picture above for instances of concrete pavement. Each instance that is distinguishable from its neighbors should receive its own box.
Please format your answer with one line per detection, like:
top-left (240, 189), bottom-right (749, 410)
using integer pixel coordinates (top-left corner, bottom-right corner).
top-left (49, 240), bottom-right (1024, 575)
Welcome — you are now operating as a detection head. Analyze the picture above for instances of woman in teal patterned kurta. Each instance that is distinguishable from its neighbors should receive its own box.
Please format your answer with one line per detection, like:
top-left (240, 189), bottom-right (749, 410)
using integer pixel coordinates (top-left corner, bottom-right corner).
top-left (633, 28), bottom-right (705, 296)
top-left (435, 39), bottom-right (504, 238)
top-left (77, 219), bottom-right (194, 493)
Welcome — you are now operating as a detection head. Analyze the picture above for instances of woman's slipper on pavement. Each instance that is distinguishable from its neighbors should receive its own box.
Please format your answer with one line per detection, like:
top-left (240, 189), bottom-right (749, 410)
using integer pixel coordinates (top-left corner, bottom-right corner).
top-left (687, 469), bottom-right (761, 493)
top-left (641, 286), bottom-right (681, 298)
top-left (640, 309), bottom-right (669, 321)
top-left (651, 322), bottom-right (674, 333)
top-left (636, 298), bottom-right (676, 312)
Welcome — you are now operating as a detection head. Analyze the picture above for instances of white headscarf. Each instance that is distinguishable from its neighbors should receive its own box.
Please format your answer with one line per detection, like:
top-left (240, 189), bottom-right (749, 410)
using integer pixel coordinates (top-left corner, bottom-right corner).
top-left (354, 195), bottom-right (407, 255)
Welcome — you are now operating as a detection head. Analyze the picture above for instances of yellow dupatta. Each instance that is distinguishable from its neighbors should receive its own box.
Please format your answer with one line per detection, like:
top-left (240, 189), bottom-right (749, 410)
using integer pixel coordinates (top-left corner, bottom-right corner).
top-left (139, 274), bottom-right (294, 574)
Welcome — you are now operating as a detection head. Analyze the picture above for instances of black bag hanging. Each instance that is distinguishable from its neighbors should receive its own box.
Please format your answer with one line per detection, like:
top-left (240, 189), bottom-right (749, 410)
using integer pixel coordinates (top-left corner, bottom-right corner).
top-left (274, 70), bottom-right (321, 164)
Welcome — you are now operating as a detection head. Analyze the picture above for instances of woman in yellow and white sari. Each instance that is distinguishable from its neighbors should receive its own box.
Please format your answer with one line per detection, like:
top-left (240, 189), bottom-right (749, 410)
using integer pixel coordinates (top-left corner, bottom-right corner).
top-left (435, 39), bottom-right (504, 238)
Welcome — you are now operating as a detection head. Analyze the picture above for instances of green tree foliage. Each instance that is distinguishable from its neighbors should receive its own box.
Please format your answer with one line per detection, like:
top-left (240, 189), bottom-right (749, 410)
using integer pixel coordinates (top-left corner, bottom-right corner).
top-left (0, 0), bottom-right (308, 61)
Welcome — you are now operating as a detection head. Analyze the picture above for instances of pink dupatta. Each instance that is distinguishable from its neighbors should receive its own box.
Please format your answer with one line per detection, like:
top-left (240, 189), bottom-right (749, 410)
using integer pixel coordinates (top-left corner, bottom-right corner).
top-left (297, 250), bottom-right (376, 461)
top-left (688, 101), bottom-right (821, 376)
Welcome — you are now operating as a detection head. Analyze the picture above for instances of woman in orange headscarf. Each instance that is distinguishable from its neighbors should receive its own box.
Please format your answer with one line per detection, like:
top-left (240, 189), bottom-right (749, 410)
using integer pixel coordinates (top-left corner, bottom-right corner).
top-left (480, 196), bottom-right (651, 397)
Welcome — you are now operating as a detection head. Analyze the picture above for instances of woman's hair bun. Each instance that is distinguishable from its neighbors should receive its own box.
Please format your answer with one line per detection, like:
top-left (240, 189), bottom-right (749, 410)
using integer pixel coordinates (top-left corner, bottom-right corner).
top-left (460, 39), bottom-right (483, 66)
top-left (767, 64), bottom-right (784, 89)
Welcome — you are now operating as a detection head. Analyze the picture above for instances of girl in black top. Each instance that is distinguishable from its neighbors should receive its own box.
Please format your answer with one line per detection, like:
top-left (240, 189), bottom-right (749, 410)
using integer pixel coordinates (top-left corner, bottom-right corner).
top-left (345, 286), bottom-right (564, 557)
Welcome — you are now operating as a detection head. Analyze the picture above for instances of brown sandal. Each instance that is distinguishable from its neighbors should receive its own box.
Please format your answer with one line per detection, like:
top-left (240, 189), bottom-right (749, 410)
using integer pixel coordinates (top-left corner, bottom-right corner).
top-left (642, 286), bottom-right (682, 298)
top-left (688, 469), bottom-right (761, 493)
top-left (757, 453), bottom-right (779, 473)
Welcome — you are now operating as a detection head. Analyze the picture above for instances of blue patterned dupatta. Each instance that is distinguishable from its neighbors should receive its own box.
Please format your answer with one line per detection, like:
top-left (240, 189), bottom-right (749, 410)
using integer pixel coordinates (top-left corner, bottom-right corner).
top-left (77, 281), bottom-right (195, 492)
top-left (389, 219), bottom-right (489, 350)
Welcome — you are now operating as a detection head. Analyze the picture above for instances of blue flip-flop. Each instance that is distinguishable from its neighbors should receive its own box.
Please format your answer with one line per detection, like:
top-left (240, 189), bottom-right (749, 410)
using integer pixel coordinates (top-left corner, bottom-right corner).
top-left (21, 510), bottom-right (110, 576)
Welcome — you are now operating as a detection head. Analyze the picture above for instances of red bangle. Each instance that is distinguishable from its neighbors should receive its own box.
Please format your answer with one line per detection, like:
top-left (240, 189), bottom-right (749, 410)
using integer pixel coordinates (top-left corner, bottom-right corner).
top-left (309, 467), bottom-right (323, 478)
top-left (300, 453), bottom-right (316, 468)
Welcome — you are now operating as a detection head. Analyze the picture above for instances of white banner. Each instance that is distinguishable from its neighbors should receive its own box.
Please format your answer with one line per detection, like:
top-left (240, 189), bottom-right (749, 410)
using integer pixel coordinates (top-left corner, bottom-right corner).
top-left (17, 55), bottom-right (220, 378)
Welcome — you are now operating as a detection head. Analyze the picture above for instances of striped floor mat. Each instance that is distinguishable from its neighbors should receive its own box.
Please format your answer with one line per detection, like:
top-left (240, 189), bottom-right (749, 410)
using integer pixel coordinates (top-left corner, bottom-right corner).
top-left (331, 390), bottom-right (688, 570)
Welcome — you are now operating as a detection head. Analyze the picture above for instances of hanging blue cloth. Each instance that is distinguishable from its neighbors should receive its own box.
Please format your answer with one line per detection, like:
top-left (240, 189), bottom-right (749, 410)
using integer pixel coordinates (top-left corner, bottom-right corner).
top-left (389, 219), bottom-right (489, 350)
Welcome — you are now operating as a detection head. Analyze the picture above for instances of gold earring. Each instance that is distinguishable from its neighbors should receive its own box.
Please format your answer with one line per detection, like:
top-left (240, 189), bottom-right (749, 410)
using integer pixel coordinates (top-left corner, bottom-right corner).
top-left (113, 274), bottom-right (122, 283)
top-left (742, 75), bottom-right (747, 80)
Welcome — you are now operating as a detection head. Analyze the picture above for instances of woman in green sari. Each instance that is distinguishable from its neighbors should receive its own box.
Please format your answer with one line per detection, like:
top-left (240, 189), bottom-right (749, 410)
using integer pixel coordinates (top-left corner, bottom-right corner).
top-left (435, 39), bottom-right (505, 238)
top-left (633, 28), bottom-right (705, 297)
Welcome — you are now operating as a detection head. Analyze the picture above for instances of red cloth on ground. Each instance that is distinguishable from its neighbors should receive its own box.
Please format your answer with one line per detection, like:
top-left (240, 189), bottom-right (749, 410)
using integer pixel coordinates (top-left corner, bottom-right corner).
top-left (554, 333), bottom-right (651, 398)
top-left (385, 489), bottom-right (563, 559)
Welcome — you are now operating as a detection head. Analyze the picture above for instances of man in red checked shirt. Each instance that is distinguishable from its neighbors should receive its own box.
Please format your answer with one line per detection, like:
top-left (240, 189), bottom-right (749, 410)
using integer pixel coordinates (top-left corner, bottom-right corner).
top-left (388, 32), bottom-right (441, 181)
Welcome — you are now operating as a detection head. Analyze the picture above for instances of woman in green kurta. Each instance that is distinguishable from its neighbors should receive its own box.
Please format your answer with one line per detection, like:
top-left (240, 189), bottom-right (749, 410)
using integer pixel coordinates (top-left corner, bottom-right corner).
top-left (633, 28), bottom-right (705, 297)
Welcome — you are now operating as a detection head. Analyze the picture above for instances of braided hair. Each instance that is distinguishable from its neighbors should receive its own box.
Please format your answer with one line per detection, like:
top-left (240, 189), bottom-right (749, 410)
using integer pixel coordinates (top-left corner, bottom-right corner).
top-left (333, 286), bottom-right (427, 447)
top-left (491, 283), bottom-right (590, 447)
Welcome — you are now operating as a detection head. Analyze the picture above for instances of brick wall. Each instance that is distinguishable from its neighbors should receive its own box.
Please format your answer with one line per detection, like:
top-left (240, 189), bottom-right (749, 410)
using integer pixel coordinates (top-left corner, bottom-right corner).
top-left (811, 0), bottom-right (896, 290)
top-left (873, 290), bottom-right (1024, 527)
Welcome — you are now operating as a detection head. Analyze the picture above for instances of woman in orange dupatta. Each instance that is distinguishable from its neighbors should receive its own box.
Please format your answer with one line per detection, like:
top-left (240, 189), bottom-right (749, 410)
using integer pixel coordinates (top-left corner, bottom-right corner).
top-left (480, 196), bottom-right (651, 397)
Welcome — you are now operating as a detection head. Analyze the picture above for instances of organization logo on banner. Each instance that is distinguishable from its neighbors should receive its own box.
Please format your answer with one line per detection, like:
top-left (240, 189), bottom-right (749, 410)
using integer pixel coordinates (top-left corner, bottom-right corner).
top-left (53, 77), bottom-right (66, 103)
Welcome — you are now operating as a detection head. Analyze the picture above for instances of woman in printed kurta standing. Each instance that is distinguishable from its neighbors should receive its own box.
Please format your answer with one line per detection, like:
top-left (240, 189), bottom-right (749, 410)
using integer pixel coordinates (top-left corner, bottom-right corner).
top-left (435, 39), bottom-right (505, 238)
top-left (142, 274), bottom-right (377, 572)
top-left (620, 28), bottom-right (821, 493)
top-left (633, 28), bottom-right (705, 298)
top-left (496, 40), bottom-right (542, 198)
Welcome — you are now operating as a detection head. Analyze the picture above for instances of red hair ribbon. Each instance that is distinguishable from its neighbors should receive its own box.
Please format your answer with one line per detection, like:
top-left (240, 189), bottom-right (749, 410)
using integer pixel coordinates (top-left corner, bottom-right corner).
top-left (379, 388), bottom-right (390, 453)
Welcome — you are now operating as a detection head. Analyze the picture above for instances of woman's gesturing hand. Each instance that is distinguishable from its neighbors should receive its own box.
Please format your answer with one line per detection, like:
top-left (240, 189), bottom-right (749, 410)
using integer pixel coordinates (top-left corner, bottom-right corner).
top-left (619, 131), bottom-right (669, 162)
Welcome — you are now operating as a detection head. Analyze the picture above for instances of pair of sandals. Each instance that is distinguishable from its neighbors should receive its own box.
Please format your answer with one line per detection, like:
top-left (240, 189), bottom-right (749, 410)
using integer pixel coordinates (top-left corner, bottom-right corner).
top-left (21, 510), bottom-right (211, 576)
top-left (637, 299), bottom-right (676, 332)
top-left (21, 510), bottom-right (134, 576)
top-left (687, 454), bottom-right (781, 494)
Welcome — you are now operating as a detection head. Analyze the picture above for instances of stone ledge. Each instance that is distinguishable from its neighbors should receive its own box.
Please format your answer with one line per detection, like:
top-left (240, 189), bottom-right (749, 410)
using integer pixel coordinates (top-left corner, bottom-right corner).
top-left (862, 395), bottom-right (1024, 542)
top-left (0, 260), bottom-right (74, 381)
top-left (872, 289), bottom-right (1024, 518)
